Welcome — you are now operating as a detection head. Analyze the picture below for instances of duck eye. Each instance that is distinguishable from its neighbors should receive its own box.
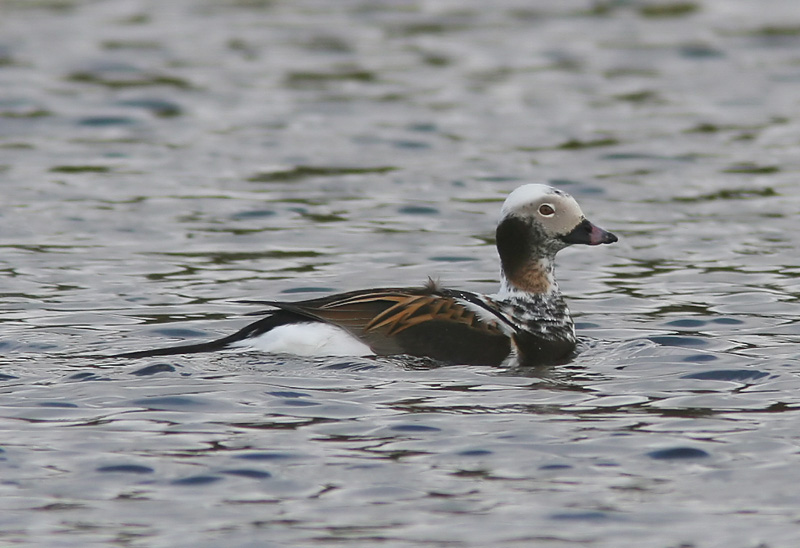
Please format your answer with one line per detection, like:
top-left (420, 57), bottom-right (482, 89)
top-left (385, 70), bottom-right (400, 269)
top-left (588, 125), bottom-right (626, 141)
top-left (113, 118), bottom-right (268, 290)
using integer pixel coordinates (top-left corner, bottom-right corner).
top-left (538, 203), bottom-right (555, 217)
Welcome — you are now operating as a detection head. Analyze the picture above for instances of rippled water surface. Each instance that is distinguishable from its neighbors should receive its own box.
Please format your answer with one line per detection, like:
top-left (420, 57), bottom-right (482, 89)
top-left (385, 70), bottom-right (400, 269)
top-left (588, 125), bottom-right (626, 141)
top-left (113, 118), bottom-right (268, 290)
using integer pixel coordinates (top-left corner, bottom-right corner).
top-left (3, 1), bottom-right (800, 546)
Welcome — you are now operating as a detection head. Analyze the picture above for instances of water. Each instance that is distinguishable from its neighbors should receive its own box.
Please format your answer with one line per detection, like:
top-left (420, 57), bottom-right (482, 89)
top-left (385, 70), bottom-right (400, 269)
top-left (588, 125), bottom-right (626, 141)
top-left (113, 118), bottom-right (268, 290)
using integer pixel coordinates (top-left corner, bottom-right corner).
top-left (2, 0), bottom-right (800, 546)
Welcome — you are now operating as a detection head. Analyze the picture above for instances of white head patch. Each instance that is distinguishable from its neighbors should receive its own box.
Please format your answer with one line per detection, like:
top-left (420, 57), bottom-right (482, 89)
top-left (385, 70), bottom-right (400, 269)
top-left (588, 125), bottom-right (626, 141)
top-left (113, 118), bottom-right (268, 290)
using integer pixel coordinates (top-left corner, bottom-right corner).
top-left (501, 184), bottom-right (561, 218)
top-left (500, 184), bottom-right (585, 237)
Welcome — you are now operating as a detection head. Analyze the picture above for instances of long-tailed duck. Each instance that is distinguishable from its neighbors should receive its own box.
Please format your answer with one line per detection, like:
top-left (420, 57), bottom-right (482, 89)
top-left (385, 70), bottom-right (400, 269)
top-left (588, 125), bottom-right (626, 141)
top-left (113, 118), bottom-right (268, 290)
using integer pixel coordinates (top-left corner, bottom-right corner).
top-left (112, 184), bottom-right (617, 366)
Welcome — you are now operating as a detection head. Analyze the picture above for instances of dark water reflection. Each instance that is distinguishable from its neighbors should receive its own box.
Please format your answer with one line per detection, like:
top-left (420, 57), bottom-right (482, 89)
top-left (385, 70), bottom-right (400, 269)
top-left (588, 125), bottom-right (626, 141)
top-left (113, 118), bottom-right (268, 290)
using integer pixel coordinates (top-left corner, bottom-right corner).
top-left (3, 0), bottom-right (800, 546)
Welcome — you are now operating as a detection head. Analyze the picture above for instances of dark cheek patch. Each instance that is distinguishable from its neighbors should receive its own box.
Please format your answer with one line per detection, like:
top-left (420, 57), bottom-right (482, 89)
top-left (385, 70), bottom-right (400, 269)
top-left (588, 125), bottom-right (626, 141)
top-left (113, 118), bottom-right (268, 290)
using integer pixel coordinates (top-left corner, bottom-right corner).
top-left (496, 217), bottom-right (554, 293)
top-left (496, 216), bottom-right (530, 279)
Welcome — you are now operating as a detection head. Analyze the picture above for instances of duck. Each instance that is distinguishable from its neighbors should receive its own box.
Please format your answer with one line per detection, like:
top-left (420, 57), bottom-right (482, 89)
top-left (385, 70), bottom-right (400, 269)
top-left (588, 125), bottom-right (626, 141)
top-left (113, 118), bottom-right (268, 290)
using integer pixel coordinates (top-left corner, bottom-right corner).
top-left (111, 184), bottom-right (617, 366)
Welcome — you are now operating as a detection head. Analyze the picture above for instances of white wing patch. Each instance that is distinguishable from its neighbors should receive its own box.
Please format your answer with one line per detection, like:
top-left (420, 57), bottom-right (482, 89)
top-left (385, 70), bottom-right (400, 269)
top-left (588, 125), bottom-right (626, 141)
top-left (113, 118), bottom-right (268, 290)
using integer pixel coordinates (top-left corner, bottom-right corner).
top-left (231, 322), bottom-right (375, 357)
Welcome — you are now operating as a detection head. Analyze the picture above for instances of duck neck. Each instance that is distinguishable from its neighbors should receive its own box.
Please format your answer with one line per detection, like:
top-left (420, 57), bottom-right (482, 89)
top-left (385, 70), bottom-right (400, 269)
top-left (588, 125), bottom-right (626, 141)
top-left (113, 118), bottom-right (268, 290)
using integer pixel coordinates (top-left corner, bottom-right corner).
top-left (495, 214), bottom-right (563, 299)
top-left (497, 256), bottom-right (558, 298)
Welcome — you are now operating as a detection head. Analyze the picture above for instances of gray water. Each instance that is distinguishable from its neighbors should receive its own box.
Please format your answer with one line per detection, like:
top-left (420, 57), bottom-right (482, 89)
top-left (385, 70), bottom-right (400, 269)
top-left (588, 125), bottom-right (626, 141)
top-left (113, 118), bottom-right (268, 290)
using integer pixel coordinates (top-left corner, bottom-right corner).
top-left (2, 0), bottom-right (800, 546)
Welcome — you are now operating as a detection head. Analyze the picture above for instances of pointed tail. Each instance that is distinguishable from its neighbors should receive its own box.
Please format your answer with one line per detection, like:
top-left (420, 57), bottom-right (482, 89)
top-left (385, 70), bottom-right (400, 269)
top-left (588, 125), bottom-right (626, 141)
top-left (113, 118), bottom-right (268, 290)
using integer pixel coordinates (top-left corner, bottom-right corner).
top-left (106, 311), bottom-right (298, 359)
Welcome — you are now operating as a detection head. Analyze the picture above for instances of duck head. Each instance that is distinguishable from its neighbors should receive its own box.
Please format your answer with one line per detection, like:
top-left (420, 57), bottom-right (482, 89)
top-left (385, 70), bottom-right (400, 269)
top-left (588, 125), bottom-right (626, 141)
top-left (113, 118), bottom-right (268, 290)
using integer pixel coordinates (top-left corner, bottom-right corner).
top-left (496, 184), bottom-right (617, 294)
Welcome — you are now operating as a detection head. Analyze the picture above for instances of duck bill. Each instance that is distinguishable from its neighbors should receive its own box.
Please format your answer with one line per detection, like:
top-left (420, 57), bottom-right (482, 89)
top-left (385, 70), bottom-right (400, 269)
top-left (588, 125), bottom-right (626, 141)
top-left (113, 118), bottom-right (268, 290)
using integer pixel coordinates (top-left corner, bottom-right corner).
top-left (561, 219), bottom-right (618, 246)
